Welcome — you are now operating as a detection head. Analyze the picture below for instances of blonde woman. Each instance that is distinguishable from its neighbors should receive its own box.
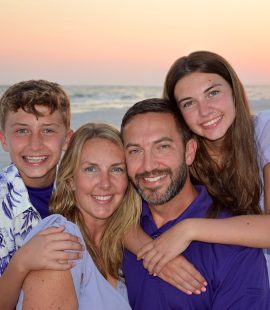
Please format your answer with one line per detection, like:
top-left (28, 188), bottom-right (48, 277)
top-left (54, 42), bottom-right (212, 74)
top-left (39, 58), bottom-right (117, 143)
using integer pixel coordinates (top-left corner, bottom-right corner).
top-left (16, 123), bottom-right (141, 309)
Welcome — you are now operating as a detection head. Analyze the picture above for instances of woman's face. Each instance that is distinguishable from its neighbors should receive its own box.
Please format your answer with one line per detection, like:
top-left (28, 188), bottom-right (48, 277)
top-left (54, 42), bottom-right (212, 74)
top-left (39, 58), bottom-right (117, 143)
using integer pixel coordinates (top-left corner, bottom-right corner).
top-left (70, 137), bottom-right (128, 224)
top-left (174, 72), bottom-right (236, 142)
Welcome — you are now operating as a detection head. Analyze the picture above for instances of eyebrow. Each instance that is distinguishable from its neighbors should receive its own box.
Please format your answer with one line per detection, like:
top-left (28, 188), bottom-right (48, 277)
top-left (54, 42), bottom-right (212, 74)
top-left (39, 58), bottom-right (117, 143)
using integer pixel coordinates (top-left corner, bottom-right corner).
top-left (80, 161), bottom-right (126, 166)
top-left (177, 83), bottom-right (222, 105)
top-left (10, 122), bottom-right (61, 127)
top-left (125, 137), bottom-right (174, 149)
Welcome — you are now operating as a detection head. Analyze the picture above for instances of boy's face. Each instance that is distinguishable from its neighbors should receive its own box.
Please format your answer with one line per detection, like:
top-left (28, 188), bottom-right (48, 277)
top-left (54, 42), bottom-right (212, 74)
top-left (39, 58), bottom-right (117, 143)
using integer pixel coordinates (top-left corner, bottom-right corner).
top-left (0, 105), bottom-right (72, 188)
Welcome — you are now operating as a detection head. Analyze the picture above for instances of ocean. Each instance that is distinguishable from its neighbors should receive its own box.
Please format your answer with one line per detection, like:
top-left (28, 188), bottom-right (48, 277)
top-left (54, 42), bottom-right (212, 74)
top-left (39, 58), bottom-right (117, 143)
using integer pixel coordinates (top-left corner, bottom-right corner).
top-left (0, 85), bottom-right (270, 168)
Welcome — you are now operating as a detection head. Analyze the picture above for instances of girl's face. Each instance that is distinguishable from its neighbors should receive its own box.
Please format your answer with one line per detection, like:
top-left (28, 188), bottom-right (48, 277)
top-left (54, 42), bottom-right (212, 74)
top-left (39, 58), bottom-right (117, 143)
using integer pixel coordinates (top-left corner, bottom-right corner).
top-left (70, 137), bottom-right (128, 225)
top-left (174, 72), bottom-right (236, 142)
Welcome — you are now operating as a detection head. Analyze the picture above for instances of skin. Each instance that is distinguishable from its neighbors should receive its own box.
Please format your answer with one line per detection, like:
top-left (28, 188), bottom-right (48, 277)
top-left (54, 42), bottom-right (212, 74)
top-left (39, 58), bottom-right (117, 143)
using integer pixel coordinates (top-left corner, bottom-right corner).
top-left (174, 72), bottom-right (236, 150)
top-left (22, 138), bottom-right (128, 308)
top-left (0, 106), bottom-right (73, 187)
top-left (123, 112), bottom-right (198, 228)
top-left (138, 72), bottom-right (270, 276)
top-left (0, 105), bottom-right (77, 309)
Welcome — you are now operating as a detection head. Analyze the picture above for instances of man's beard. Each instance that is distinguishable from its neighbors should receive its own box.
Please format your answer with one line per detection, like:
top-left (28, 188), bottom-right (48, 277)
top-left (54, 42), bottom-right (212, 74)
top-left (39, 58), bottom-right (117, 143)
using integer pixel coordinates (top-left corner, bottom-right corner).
top-left (133, 162), bottom-right (188, 206)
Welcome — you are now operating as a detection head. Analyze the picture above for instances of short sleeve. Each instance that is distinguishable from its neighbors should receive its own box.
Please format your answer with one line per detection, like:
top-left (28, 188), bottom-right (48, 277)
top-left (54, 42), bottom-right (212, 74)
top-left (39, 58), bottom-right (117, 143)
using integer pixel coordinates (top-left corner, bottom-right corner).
top-left (254, 110), bottom-right (270, 168)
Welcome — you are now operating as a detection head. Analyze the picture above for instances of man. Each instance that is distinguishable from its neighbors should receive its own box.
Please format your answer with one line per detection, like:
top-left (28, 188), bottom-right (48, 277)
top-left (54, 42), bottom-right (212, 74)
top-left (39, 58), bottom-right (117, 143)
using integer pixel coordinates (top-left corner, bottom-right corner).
top-left (121, 98), bottom-right (269, 309)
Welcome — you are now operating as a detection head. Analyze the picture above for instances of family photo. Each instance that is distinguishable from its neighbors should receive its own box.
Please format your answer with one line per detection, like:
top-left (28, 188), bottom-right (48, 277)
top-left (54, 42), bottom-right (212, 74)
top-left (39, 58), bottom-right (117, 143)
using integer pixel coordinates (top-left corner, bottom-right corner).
top-left (1, 1), bottom-right (270, 309)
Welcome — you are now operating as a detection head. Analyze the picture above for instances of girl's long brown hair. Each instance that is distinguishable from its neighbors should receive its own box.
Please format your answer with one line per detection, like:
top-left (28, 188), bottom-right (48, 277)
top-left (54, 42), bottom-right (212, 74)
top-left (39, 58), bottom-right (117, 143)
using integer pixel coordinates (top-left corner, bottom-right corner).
top-left (164, 51), bottom-right (261, 217)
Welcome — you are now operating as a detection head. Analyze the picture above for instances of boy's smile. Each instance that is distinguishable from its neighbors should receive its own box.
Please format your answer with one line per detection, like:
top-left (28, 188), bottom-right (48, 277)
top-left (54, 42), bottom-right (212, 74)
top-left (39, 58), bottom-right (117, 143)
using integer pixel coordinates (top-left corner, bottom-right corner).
top-left (0, 106), bottom-right (72, 187)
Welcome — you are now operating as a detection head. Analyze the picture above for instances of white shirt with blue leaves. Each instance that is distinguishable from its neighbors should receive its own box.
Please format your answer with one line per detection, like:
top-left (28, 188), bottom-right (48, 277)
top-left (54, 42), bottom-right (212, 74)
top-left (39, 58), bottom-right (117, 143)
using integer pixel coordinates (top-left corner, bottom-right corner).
top-left (0, 164), bottom-right (41, 276)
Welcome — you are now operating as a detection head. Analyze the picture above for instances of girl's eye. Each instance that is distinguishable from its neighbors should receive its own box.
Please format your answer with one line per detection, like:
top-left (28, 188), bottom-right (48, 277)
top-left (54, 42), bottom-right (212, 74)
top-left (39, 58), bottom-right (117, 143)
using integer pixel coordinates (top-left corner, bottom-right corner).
top-left (208, 89), bottom-right (220, 97)
top-left (179, 100), bottom-right (194, 109)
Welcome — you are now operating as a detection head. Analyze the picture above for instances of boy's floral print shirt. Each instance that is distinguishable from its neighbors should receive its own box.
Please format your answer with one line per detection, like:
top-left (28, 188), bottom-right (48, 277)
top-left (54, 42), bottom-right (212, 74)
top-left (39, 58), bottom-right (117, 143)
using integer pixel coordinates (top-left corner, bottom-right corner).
top-left (0, 164), bottom-right (41, 275)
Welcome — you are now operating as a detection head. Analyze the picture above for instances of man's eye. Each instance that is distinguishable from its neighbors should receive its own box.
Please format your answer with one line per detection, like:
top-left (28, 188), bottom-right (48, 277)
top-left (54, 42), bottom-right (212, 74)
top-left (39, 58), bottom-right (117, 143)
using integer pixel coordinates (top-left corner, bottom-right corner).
top-left (43, 128), bottom-right (55, 134)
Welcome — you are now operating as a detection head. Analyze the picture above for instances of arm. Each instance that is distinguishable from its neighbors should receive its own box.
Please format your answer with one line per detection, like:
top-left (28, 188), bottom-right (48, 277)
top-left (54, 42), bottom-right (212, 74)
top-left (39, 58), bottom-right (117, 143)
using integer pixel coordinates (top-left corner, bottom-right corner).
top-left (263, 163), bottom-right (270, 213)
top-left (0, 226), bottom-right (83, 310)
top-left (124, 224), bottom-right (207, 294)
top-left (138, 215), bottom-right (270, 274)
top-left (22, 269), bottom-right (77, 309)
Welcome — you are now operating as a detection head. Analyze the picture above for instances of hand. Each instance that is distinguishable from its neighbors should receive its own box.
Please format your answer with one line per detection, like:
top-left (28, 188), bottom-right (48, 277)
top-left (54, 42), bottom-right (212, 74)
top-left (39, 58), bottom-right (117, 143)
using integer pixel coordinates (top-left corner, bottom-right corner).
top-left (158, 255), bottom-right (207, 295)
top-left (137, 220), bottom-right (193, 275)
top-left (14, 226), bottom-right (84, 274)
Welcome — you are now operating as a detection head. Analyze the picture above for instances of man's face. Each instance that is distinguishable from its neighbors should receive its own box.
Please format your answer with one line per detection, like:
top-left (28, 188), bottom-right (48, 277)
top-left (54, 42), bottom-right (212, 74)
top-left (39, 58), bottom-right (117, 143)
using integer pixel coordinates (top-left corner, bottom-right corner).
top-left (122, 112), bottom-right (191, 206)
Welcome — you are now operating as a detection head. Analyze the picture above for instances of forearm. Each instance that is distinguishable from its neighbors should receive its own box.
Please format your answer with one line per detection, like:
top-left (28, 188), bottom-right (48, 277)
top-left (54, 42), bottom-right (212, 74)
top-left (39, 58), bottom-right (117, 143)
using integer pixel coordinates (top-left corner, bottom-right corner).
top-left (186, 215), bottom-right (270, 248)
top-left (0, 253), bottom-right (28, 310)
top-left (124, 224), bottom-right (152, 254)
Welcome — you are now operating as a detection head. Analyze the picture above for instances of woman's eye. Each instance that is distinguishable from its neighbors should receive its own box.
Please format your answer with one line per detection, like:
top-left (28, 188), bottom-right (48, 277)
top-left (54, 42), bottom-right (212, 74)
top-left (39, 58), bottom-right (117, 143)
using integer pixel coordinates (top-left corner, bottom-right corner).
top-left (84, 166), bottom-right (96, 173)
top-left (111, 166), bottom-right (125, 174)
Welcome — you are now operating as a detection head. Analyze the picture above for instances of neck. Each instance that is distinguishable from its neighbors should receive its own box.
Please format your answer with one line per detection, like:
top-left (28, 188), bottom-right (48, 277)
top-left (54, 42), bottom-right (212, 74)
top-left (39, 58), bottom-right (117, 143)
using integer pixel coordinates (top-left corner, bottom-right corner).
top-left (149, 179), bottom-right (198, 229)
top-left (84, 217), bottom-right (107, 246)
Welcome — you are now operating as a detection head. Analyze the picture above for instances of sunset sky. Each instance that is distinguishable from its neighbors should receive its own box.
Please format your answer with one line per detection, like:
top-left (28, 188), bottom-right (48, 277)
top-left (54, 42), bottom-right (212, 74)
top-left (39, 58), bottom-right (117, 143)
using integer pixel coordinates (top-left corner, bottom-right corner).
top-left (1, 0), bottom-right (270, 85)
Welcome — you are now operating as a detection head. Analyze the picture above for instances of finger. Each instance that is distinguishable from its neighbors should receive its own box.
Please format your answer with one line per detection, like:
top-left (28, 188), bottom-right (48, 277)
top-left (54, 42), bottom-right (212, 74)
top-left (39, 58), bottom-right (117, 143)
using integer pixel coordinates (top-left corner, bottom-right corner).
top-left (159, 272), bottom-right (193, 295)
top-left (161, 269), bottom-right (204, 294)
top-left (56, 251), bottom-right (83, 261)
top-left (51, 240), bottom-right (85, 251)
top-left (143, 252), bottom-right (164, 274)
top-left (153, 255), bottom-right (173, 275)
top-left (44, 261), bottom-right (76, 271)
top-left (38, 226), bottom-right (65, 235)
top-left (137, 242), bottom-right (155, 260)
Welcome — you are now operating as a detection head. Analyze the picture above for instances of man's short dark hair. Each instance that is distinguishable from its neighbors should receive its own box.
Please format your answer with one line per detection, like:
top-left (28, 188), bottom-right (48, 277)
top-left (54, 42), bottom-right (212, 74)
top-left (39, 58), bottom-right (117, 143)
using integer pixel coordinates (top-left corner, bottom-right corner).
top-left (121, 98), bottom-right (192, 144)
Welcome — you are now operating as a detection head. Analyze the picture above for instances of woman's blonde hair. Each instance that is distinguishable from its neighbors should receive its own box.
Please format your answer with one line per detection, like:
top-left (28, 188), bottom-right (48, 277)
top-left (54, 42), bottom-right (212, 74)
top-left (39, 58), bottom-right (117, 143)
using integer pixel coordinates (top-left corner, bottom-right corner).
top-left (50, 123), bottom-right (141, 279)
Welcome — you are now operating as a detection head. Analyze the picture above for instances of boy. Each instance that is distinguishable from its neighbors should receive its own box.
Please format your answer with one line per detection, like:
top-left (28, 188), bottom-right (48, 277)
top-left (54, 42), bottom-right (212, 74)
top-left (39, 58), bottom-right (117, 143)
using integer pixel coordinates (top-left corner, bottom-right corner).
top-left (0, 80), bottom-right (81, 308)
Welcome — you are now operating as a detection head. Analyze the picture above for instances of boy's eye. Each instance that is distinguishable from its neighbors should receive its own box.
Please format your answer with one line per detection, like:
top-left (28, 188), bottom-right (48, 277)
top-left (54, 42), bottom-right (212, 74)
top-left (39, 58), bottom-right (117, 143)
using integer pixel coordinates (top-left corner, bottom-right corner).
top-left (15, 128), bottom-right (28, 135)
top-left (42, 128), bottom-right (55, 134)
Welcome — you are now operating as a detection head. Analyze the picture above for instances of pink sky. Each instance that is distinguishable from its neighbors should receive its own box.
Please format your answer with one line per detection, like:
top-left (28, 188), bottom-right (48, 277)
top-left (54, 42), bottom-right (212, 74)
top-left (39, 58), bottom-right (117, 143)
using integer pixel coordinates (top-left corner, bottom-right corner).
top-left (1, 0), bottom-right (270, 85)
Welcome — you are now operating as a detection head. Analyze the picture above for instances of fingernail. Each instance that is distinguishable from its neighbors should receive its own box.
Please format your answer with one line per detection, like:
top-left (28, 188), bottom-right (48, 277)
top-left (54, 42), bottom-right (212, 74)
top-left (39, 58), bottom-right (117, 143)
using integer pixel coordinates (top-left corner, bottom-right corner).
top-left (201, 286), bottom-right (207, 292)
top-left (195, 290), bottom-right (201, 295)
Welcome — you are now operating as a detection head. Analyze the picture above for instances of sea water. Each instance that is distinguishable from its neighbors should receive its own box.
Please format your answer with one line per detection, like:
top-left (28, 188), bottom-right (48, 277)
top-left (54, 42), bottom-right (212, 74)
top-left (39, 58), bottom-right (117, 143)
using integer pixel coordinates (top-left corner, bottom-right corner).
top-left (0, 85), bottom-right (269, 168)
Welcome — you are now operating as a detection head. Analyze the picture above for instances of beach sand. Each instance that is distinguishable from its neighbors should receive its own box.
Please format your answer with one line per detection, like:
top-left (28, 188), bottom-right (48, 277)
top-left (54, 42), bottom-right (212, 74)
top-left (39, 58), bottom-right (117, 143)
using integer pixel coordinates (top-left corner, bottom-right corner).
top-left (0, 108), bottom-right (127, 169)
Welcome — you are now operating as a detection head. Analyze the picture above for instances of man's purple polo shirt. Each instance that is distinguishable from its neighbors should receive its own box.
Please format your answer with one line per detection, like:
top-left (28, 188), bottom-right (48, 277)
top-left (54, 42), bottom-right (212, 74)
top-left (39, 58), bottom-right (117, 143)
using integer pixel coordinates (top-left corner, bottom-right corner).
top-left (123, 185), bottom-right (270, 309)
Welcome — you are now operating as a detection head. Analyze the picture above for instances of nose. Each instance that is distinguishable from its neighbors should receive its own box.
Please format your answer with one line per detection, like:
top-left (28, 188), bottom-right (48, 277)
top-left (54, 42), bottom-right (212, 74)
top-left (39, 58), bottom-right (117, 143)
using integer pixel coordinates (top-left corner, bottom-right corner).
top-left (141, 150), bottom-right (158, 173)
top-left (198, 100), bottom-right (212, 117)
top-left (99, 172), bottom-right (111, 190)
top-left (29, 131), bottom-right (43, 150)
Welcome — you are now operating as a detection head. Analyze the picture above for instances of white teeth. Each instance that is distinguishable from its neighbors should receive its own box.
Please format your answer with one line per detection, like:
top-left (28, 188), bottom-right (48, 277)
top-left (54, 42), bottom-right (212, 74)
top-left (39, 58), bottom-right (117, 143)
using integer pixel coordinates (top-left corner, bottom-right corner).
top-left (203, 116), bottom-right (222, 127)
top-left (93, 195), bottom-right (112, 201)
top-left (144, 175), bottom-right (164, 182)
top-left (24, 156), bottom-right (48, 163)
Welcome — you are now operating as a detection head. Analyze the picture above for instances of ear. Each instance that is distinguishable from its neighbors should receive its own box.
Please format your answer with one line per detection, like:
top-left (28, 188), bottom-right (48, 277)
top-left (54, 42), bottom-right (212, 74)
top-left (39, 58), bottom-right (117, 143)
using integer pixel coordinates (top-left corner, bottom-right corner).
top-left (185, 138), bottom-right (197, 166)
top-left (68, 177), bottom-right (76, 191)
top-left (62, 128), bottom-right (74, 151)
top-left (0, 130), bottom-right (9, 152)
